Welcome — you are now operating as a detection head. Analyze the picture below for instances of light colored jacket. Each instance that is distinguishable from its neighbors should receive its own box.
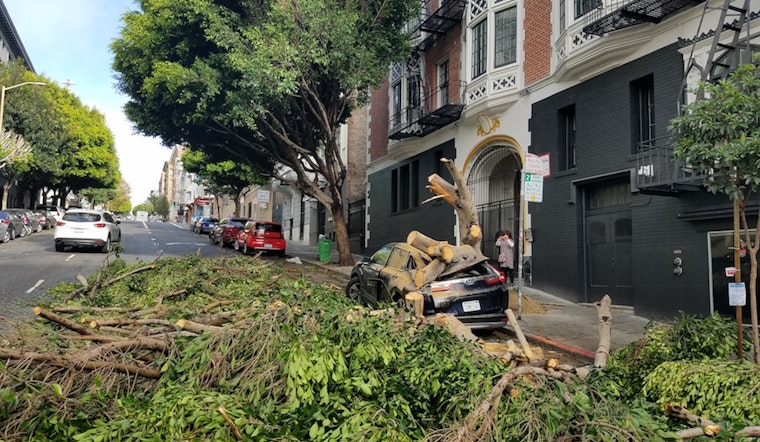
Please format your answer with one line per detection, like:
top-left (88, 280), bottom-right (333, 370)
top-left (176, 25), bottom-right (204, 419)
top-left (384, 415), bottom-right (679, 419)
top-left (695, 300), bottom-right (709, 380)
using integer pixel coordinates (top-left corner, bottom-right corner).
top-left (495, 236), bottom-right (514, 269)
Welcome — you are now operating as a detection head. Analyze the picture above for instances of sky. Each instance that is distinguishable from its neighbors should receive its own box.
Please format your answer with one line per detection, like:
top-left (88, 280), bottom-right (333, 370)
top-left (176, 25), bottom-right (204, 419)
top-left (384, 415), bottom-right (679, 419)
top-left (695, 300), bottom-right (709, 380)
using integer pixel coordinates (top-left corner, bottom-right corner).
top-left (3, 0), bottom-right (171, 208)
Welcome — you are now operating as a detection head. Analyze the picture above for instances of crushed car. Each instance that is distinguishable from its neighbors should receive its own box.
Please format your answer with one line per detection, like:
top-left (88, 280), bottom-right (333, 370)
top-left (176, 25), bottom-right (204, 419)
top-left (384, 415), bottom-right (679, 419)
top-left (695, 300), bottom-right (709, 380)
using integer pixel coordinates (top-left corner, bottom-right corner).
top-left (346, 242), bottom-right (508, 329)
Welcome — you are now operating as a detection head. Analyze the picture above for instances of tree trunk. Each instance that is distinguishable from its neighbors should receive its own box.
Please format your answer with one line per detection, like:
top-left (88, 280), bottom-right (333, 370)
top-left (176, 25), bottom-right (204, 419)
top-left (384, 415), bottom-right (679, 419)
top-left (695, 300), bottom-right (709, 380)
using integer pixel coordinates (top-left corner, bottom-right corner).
top-left (331, 202), bottom-right (354, 266)
top-left (1, 181), bottom-right (8, 210)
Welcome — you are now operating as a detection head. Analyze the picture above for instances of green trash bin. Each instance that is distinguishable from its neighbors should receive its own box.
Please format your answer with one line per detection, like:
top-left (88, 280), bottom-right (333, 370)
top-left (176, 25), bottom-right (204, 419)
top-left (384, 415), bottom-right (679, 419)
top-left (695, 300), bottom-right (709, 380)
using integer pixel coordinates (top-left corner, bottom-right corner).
top-left (318, 237), bottom-right (332, 263)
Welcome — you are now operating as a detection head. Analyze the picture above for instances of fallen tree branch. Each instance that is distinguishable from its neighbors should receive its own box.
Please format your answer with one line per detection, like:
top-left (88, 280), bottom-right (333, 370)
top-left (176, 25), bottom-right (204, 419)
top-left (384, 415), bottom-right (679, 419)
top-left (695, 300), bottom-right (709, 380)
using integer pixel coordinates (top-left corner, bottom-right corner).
top-left (594, 294), bottom-right (612, 368)
top-left (34, 307), bottom-right (92, 335)
top-left (0, 348), bottom-right (161, 378)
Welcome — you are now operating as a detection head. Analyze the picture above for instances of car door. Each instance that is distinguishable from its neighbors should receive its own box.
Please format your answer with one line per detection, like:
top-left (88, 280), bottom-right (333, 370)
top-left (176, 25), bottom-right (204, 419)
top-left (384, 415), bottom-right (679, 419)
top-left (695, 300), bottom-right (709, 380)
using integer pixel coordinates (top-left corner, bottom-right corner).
top-left (358, 245), bottom-right (392, 306)
top-left (378, 247), bottom-right (414, 303)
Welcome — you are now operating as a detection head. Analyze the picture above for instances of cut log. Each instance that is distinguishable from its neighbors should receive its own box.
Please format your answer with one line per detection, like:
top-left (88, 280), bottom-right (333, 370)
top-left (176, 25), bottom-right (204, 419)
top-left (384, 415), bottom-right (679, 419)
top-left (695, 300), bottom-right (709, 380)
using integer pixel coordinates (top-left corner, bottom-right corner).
top-left (594, 294), bottom-right (612, 368)
top-left (0, 348), bottom-right (161, 378)
top-left (426, 243), bottom-right (455, 263)
top-left (413, 259), bottom-right (447, 288)
top-left (176, 318), bottom-right (223, 334)
top-left (506, 309), bottom-right (536, 362)
top-left (404, 292), bottom-right (425, 317)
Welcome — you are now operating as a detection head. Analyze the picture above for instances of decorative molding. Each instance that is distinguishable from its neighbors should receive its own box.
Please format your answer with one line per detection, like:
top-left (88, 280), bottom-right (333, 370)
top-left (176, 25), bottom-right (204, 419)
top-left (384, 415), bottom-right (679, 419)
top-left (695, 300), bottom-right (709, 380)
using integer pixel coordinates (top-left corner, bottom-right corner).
top-left (476, 114), bottom-right (500, 136)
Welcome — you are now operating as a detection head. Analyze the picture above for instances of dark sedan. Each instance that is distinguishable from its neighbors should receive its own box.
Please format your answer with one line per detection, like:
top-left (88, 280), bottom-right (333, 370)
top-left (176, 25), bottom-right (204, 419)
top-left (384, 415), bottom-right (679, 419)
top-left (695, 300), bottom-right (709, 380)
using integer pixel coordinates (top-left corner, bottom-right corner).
top-left (209, 216), bottom-right (248, 247)
top-left (345, 242), bottom-right (509, 330)
top-left (193, 216), bottom-right (218, 234)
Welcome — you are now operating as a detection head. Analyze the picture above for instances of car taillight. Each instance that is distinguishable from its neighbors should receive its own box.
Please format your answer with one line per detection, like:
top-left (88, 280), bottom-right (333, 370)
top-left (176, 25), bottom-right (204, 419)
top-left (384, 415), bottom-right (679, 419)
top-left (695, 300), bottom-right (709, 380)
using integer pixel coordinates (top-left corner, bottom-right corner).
top-left (56, 221), bottom-right (65, 227)
top-left (431, 282), bottom-right (453, 292)
top-left (0, 219), bottom-right (8, 225)
top-left (94, 223), bottom-right (107, 228)
top-left (485, 263), bottom-right (506, 285)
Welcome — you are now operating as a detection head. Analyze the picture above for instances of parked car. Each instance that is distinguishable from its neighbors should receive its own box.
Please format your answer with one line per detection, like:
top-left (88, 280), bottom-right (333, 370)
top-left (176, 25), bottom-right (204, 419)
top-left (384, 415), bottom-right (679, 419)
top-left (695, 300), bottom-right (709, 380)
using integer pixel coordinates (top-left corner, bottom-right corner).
top-left (0, 211), bottom-right (21, 242)
top-left (0, 210), bottom-right (26, 241)
top-left (34, 210), bottom-right (55, 230)
top-left (36, 205), bottom-right (65, 222)
top-left (209, 217), bottom-right (249, 247)
top-left (194, 216), bottom-right (218, 234)
top-left (189, 215), bottom-right (202, 230)
top-left (234, 221), bottom-right (286, 256)
top-left (54, 209), bottom-right (121, 253)
top-left (5, 209), bottom-right (36, 235)
top-left (345, 242), bottom-right (509, 330)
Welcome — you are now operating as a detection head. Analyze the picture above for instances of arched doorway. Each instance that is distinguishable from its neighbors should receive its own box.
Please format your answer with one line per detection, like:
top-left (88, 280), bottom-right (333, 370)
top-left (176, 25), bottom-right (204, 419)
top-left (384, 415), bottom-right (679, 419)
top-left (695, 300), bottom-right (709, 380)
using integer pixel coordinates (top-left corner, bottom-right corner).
top-left (466, 144), bottom-right (522, 260)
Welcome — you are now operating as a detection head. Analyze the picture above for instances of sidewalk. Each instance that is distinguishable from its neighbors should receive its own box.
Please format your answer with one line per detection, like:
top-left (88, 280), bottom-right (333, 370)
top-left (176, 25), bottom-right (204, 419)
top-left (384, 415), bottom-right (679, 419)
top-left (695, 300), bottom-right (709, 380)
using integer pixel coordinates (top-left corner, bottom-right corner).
top-left (289, 245), bottom-right (652, 361)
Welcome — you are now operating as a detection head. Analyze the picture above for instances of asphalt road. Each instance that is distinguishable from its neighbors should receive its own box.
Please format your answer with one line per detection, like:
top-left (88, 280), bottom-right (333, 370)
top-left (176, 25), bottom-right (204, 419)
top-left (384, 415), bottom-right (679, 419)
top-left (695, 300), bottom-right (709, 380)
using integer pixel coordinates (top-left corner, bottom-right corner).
top-left (0, 220), bottom-right (235, 334)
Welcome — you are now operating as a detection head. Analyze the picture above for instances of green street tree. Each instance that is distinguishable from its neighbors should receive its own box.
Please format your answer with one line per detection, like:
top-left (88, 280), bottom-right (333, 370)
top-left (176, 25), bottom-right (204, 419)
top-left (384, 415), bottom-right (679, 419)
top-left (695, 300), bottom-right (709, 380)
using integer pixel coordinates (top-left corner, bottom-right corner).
top-left (670, 59), bottom-right (760, 364)
top-left (182, 148), bottom-right (265, 217)
top-left (0, 61), bottom-right (120, 207)
top-left (149, 194), bottom-right (170, 219)
top-left (112, 0), bottom-right (418, 265)
top-left (109, 180), bottom-right (133, 214)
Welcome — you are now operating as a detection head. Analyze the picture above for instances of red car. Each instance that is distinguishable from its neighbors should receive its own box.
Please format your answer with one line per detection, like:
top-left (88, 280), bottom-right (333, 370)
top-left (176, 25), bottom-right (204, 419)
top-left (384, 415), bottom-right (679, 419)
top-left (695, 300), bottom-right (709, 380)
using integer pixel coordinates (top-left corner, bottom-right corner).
top-left (234, 221), bottom-right (286, 256)
top-left (209, 217), bottom-right (248, 247)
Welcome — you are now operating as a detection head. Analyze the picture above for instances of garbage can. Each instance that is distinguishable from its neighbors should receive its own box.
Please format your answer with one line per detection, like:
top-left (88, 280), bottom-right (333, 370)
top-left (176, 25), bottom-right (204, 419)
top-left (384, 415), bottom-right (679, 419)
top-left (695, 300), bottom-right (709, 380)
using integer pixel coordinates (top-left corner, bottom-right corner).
top-left (318, 237), bottom-right (332, 263)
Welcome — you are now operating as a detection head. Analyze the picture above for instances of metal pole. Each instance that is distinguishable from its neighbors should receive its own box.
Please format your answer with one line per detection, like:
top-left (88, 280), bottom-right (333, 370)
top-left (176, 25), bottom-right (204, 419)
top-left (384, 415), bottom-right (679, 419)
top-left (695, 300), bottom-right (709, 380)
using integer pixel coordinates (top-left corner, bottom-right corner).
top-left (734, 198), bottom-right (743, 359)
top-left (517, 171), bottom-right (525, 319)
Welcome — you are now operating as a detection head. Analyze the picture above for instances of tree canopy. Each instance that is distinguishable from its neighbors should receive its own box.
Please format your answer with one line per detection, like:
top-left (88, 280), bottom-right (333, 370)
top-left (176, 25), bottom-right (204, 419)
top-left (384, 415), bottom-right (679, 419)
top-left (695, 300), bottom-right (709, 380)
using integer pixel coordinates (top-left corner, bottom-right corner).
top-left (182, 148), bottom-right (265, 217)
top-left (670, 58), bottom-right (760, 364)
top-left (0, 60), bottom-right (121, 208)
top-left (111, 0), bottom-right (418, 264)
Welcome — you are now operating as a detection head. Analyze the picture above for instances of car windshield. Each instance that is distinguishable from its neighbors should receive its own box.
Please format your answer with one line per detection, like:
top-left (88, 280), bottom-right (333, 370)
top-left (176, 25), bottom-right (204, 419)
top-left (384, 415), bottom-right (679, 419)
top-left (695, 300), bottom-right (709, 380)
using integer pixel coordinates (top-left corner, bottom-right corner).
top-left (63, 213), bottom-right (102, 222)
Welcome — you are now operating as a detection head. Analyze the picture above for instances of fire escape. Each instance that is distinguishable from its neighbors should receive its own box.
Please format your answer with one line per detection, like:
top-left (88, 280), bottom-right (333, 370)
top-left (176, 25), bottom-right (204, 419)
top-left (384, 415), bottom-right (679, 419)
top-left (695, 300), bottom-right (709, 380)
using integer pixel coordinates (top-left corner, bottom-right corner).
top-left (582, 0), bottom-right (751, 195)
top-left (388, 0), bottom-right (467, 140)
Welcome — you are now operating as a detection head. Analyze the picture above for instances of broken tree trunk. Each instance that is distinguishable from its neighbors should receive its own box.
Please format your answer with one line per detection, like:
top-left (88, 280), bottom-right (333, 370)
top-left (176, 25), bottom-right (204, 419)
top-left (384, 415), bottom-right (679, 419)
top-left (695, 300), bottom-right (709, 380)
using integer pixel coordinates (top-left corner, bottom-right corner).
top-left (594, 294), bottom-right (612, 368)
top-left (426, 158), bottom-right (482, 252)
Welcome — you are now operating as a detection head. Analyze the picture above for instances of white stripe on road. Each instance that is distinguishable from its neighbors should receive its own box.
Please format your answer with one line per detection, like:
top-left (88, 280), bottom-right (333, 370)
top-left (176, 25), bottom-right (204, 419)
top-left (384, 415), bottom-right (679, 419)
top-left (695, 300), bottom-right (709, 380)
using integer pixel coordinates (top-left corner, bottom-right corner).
top-left (66, 254), bottom-right (76, 261)
top-left (26, 279), bottom-right (44, 294)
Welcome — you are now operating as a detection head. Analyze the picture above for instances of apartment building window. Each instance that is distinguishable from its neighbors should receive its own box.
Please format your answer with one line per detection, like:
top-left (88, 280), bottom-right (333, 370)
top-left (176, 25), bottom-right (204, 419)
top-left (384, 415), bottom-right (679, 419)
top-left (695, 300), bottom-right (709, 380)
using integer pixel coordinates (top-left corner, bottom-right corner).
top-left (558, 105), bottom-right (576, 171)
top-left (494, 7), bottom-right (517, 67)
top-left (407, 76), bottom-right (420, 125)
top-left (438, 60), bottom-right (449, 106)
top-left (575, 0), bottom-right (600, 18)
top-left (391, 81), bottom-right (402, 126)
top-left (472, 20), bottom-right (487, 79)
top-left (391, 160), bottom-right (419, 213)
top-left (631, 75), bottom-right (655, 152)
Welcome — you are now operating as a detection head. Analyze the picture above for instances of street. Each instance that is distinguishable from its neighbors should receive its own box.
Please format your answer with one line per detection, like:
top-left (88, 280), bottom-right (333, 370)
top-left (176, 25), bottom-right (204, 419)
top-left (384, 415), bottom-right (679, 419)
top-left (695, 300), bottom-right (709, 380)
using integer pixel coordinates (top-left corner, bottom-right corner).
top-left (0, 220), bottom-right (237, 332)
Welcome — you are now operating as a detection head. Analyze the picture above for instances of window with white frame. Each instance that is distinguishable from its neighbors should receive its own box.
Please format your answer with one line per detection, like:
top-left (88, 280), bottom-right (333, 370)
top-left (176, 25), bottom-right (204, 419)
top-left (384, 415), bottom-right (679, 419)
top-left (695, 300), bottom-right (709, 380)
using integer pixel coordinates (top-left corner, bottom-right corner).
top-left (494, 7), bottom-right (517, 67)
top-left (575, 0), bottom-right (601, 19)
top-left (438, 60), bottom-right (449, 106)
top-left (471, 19), bottom-right (487, 79)
top-left (391, 81), bottom-right (402, 127)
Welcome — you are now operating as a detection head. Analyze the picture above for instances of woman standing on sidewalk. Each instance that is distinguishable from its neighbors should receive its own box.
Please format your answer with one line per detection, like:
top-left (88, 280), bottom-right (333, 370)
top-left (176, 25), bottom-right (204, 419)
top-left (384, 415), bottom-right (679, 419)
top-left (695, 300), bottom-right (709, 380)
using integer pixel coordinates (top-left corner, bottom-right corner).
top-left (495, 230), bottom-right (515, 284)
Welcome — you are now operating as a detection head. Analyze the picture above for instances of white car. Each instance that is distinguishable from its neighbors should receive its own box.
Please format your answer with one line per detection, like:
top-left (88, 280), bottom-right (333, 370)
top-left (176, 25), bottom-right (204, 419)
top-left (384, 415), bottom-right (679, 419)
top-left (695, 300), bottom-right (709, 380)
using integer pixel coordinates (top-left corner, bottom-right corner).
top-left (54, 209), bottom-right (121, 253)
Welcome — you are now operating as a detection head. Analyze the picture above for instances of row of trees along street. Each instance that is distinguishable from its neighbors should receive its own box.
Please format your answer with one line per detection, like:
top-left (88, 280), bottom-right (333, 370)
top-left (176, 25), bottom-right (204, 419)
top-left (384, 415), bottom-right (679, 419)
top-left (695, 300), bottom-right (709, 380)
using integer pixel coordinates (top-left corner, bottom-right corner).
top-left (111, 0), bottom-right (420, 266)
top-left (0, 60), bottom-right (126, 212)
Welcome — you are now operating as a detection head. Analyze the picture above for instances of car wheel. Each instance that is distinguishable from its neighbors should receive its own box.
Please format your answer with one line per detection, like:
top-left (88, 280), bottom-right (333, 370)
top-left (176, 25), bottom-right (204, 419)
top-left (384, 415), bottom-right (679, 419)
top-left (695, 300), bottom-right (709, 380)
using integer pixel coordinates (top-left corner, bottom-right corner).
top-left (243, 242), bottom-right (250, 255)
top-left (277, 249), bottom-right (286, 257)
top-left (55, 243), bottom-right (64, 252)
top-left (345, 276), bottom-right (363, 304)
top-left (1, 229), bottom-right (9, 243)
top-left (209, 234), bottom-right (217, 245)
top-left (101, 236), bottom-right (111, 253)
top-left (36, 224), bottom-right (42, 233)
top-left (233, 240), bottom-right (240, 252)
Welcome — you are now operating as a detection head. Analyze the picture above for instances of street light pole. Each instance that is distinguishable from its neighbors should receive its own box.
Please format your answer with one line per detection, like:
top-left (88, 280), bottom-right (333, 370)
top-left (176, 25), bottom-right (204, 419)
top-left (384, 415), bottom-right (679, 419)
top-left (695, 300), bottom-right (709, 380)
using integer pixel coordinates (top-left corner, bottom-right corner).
top-left (0, 81), bottom-right (47, 133)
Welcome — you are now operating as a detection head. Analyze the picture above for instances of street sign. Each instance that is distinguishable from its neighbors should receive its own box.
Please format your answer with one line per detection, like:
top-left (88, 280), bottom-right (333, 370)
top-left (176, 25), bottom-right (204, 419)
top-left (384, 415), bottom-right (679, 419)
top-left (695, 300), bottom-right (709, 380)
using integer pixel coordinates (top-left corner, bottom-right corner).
top-left (525, 153), bottom-right (551, 177)
top-left (524, 173), bottom-right (543, 202)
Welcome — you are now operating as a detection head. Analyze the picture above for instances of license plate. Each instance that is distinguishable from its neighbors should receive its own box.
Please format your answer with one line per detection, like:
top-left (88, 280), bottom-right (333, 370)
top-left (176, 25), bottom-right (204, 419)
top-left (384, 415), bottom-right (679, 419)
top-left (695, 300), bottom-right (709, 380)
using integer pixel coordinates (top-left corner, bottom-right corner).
top-left (462, 300), bottom-right (481, 312)
top-left (264, 243), bottom-right (272, 248)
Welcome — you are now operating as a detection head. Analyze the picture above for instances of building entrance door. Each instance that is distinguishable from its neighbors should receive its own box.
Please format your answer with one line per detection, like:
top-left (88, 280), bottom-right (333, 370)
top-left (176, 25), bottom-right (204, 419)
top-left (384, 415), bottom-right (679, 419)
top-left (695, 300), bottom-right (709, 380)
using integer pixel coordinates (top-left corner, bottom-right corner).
top-left (584, 182), bottom-right (633, 305)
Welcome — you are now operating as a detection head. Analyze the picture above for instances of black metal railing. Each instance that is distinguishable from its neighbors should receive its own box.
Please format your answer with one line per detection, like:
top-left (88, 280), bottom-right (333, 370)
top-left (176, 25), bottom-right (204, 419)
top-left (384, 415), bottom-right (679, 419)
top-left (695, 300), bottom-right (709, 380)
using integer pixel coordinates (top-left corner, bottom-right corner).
top-left (635, 136), bottom-right (704, 193)
top-left (583, 0), bottom-right (704, 36)
top-left (388, 80), bottom-right (466, 140)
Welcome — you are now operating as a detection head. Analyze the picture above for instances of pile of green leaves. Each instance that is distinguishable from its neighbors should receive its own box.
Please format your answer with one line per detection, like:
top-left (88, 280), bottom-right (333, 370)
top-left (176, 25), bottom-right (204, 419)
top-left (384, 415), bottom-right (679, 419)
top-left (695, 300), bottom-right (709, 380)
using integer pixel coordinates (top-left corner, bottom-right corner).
top-left (1, 256), bottom-right (759, 441)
